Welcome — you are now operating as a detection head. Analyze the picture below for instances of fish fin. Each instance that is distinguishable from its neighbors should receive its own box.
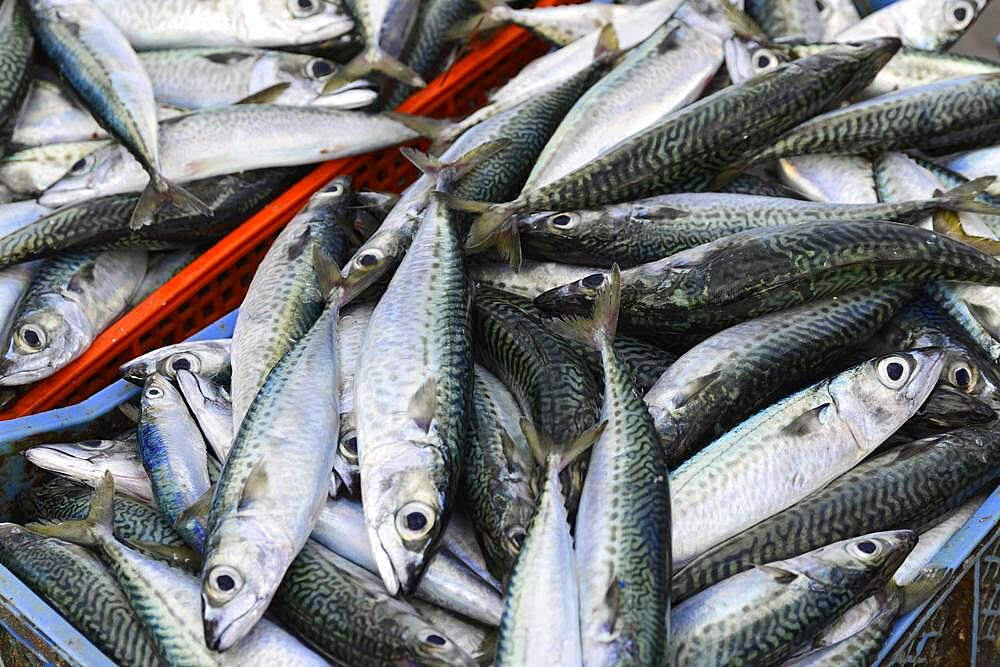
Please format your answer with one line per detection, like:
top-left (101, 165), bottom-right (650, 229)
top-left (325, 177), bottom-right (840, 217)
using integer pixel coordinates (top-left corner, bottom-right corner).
top-left (67, 263), bottom-right (96, 294)
top-left (673, 370), bottom-right (722, 409)
top-left (130, 175), bottom-right (212, 230)
top-left (593, 22), bottom-right (620, 62)
top-left (383, 112), bottom-right (454, 142)
top-left (235, 82), bottom-right (291, 104)
top-left (324, 49), bottom-right (426, 94)
top-left (964, 299), bottom-right (1000, 337)
top-left (409, 378), bottom-right (438, 433)
top-left (402, 139), bottom-right (511, 189)
top-left (442, 194), bottom-right (520, 265)
top-left (118, 402), bottom-right (140, 423)
top-left (126, 539), bottom-right (201, 570)
top-left (719, 1), bottom-right (770, 42)
top-left (933, 209), bottom-right (1000, 256)
top-left (559, 420), bottom-right (607, 473)
top-left (551, 265), bottom-right (621, 348)
top-left (932, 176), bottom-right (1000, 215)
top-left (445, 5), bottom-right (507, 41)
top-left (177, 487), bottom-right (214, 529)
top-left (603, 572), bottom-right (622, 629)
top-left (708, 163), bottom-right (747, 191)
top-left (312, 243), bottom-right (344, 301)
top-left (519, 418), bottom-right (549, 467)
top-left (756, 564), bottom-right (798, 585)
top-left (24, 471), bottom-right (116, 547)
top-left (238, 459), bottom-right (270, 509)
top-left (897, 566), bottom-right (954, 613)
top-left (781, 403), bottom-right (832, 438)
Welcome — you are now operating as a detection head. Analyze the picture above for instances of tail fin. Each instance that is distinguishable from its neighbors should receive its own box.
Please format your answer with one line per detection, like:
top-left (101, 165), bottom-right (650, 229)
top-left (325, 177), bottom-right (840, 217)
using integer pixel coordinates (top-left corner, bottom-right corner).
top-left (719, 1), bottom-right (770, 42)
top-left (401, 139), bottom-right (510, 189)
top-left (933, 209), bottom-right (1000, 256)
top-left (520, 417), bottom-right (606, 472)
top-left (384, 111), bottom-right (455, 145)
top-left (312, 244), bottom-right (345, 301)
top-left (436, 192), bottom-right (522, 268)
top-left (130, 173), bottom-right (212, 230)
top-left (234, 82), bottom-right (292, 105)
top-left (25, 470), bottom-right (115, 547)
top-left (446, 1), bottom-right (510, 41)
top-left (932, 176), bottom-right (1000, 214)
top-left (323, 48), bottom-right (426, 94)
top-left (551, 265), bottom-right (621, 349)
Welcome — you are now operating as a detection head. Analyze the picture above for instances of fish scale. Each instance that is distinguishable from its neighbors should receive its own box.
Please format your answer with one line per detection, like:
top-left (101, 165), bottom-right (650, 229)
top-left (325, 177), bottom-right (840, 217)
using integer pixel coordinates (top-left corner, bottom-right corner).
top-left (0, 0), bottom-right (33, 152)
top-left (673, 424), bottom-right (1000, 603)
top-left (0, 524), bottom-right (162, 667)
top-left (748, 0), bottom-right (822, 42)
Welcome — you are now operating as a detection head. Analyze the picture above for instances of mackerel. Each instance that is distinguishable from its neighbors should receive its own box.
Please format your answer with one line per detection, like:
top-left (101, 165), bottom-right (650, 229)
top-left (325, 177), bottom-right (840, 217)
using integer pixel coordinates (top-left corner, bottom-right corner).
top-left (0, 0), bottom-right (33, 151)
top-left (23, 433), bottom-right (153, 502)
top-left (121, 339), bottom-right (231, 386)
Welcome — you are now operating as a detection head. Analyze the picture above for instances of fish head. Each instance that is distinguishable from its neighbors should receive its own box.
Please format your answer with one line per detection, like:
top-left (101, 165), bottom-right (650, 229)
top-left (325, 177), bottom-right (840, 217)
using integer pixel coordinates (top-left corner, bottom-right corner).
top-left (340, 225), bottom-right (408, 295)
top-left (140, 373), bottom-right (184, 421)
top-left (37, 145), bottom-right (127, 208)
top-left (519, 208), bottom-right (611, 256)
top-left (245, 0), bottom-right (353, 46)
top-left (121, 340), bottom-right (232, 385)
top-left (792, 530), bottom-right (917, 593)
top-left (332, 423), bottom-right (359, 494)
top-left (313, 79), bottom-right (379, 109)
top-left (940, 350), bottom-right (1000, 412)
top-left (364, 447), bottom-right (447, 596)
top-left (23, 437), bottom-right (150, 500)
top-left (796, 38), bottom-right (900, 100)
top-left (392, 609), bottom-right (476, 666)
top-left (533, 270), bottom-right (609, 316)
top-left (920, 1), bottom-right (981, 49)
top-left (176, 369), bottom-right (231, 413)
top-left (274, 53), bottom-right (375, 108)
top-left (832, 347), bottom-right (946, 447)
top-left (0, 301), bottom-right (90, 386)
top-left (201, 518), bottom-right (286, 651)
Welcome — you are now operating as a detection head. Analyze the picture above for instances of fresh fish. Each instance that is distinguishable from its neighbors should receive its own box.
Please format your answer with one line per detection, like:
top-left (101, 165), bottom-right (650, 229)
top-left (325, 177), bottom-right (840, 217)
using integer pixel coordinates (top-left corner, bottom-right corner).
top-left (464, 365), bottom-right (535, 581)
top-left (0, 141), bottom-right (109, 200)
top-left (23, 433), bottom-right (153, 502)
top-left (0, 523), bottom-right (162, 667)
top-left (670, 531), bottom-right (917, 666)
top-left (0, 260), bottom-right (44, 349)
top-left (673, 423), bottom-right (1000, 602)
top-left (943, 146), bottom-right (1000, 182)
top-left (25, 0), bottom-right (209, 229)
top-left (39, 105), bottom-right (425, 209)
top-left (894, 495), bottom-right (983, 587)
top-left (719, 171), bottom-right (809, 199)
top-left (516, 183), bottom-right (991, 268)
top-left (355, 151), bottom-right (474, 596)
top-left (138, 47), bottom-right (377, 110)
top-left (311, 498), bottom-right (504, 625)
top-left (745, 74), bottom-right (1000, 170)
top-left (836, 0), bottom-right (986, 50)
top-left (646, 287), bottom-right (911, 468)
top-left (458, 40), bottom-right (901, 260)
top-left (330, 0), bottom-right (425, 90)
top-left (127, 247), bottom-right (200, 308)
top-left (0, 199), bottom-right (53, 234)
top-left (91, 0), bottom-right (354, 49)
top-left (0, 0), bottom-right (34, 151)
top-left (203, 297), bottom-right (342, 649)
top-left (138, 373), bottom-right (212, 550)
top-left (22, 476), bottom-right (186, 548)
top-left (10, 79), bottom-right (107, 149)
top-left (669, 348), bottom-right (943, 567)
top-left (176, 370), bottom-right (233, 463)
top-left (0, 168), bottom-right (304, 269)
top-left (748, 0), bottom-right (822, 42)
top-left (442, 492), bottom-right (504, 593)
top-left (30, 473), bottom-right (330, 666)
top-left (534, 221), bottom-right (1000, 335)
top-left (777, 154), bottom-right (879, 204)
top-left (469, 259), bottom-right (600, 300)
top-left (332, 302), bottom-right (373, 495)
top-left (411, 600), bottom-right (495, 664)
top-left (230, 176), bottom-right (351, 431)
top-left (525, 13), bottom-right (727, 189)
top-left (495, 421), bottom-right (602, 667)
top-left (121, 339), bottom-right (231, 386)
top-left (566, 268), bottom-right (670, 667)
top-left (891, 384), bottom-right (997, 444)
top-left (0, 249), bottom-right (148, 385)
top-left (454, 0), bottom-right (635, 46)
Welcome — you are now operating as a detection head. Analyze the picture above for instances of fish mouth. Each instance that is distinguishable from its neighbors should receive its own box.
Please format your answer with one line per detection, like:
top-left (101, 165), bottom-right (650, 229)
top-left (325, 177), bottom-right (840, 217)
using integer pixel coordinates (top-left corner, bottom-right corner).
top-left (371, 523), bottom-right (430, 597)
top-left (202, 596), bottom-right (258, 652)
top-left (533, 284), bottom-right (595, 315)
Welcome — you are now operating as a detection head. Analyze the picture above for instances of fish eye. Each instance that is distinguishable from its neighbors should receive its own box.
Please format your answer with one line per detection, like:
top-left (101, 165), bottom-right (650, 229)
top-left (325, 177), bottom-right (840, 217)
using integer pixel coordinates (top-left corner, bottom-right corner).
top-left (355, 249), bottom-right (383, 270)
top-left (338, 432), bottom-right (358, 463)
top-left (425, 634), bottom-right (447, 646)
top-left (876, 355), bottom-right (911, 389)
top-left (308, 58), bottom-right (335, 80)
top-left (395, 501), bottom-right (436, 542)
top-left (68, 155), bottom-right (94, 176)
top-left (289, 0), bottom-right (322, 17)
top-left (581, 273), bottom-right (606, 289)
top-left (16, 325), bottom-right (46, 353)
top-left (205, 566), bottom-right (243, 602)
top-left (814, 0), bottom-right (826, 13)
top-left (848, 538), bottom-right (884, 560)
top-left (326, 182), bottom-right (343, 196)
top-left (165, 353), bottom-right (199, 375)
top-left (549, 212), bottom-right (579, 229)
top-left (144, 385), bottom-right (164, 399)
top-left (507, 525), bottom-right (526, 550)
top-left (946, 1), bottom-right (975, 29)
top-left (948, 362), bottom-right (978, 391)
top-left (753, 49), bottom-right (780, 74)
top-left (78, 440), bottom-right (112, 451)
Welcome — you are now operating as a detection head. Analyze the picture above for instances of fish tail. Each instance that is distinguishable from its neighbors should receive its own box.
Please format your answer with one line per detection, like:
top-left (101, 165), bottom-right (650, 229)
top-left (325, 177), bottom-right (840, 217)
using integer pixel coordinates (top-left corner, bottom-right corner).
top-left (439, 193), bottom-right (522, 267)
top-left (932, 209), bottom-right (1000, 256)
top-left (24, 470), bottom-right (116, 547)
top-left (896, 566), bottom-right (954, 613)
top-left (401, 138), bottom-right (510, 189)
top-left (552, 265), bottom-right (622, 349)
top-left (130, 173), bottom-right (212, 230)
top-left (312, 243), bottom-right (345, 302)
top-left (932, 175), bottom-right (1000, 215)
top-left (445, 1), bottom-right (510, 41)
top-left (520, 417), bottom-right (606, 471)
top-left (383, 111), bottom-right (455, 145)
top-left (324, 48), bottom-right (426, 94)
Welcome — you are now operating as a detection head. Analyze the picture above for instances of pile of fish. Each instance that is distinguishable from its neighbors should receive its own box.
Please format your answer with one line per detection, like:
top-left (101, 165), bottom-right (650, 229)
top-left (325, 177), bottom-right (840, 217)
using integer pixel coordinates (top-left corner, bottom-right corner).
top-left (1, 0), bottom-right (1000, 665)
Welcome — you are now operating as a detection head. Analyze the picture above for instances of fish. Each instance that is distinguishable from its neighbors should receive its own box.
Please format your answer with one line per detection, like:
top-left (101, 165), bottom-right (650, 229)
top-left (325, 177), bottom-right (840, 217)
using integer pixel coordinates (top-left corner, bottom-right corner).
top-left (891, 384), bottom-right (997, 444)
top-left (670, 531), bottom-right (917, 666)
top-left (355, 150), bottom-right (476, 596)
top-left (39, 105), bottom-right (427, 210)
top-left (126, 247), bottom-right (200, 309)
top-left (534, 221), bottom-right (1000, 336)
top-left (29, 473), bottom-right (330, 666)
top-left (646, 286), bottom-right (912, 468)
top-left (23, 433), bottom-right (153, 502)
top-left (453, 0), bottom-right (633, 46)
top-left (410, 600), bottom-right (496, 664)
top-left (91, 0), bottom-right (354, 49)
top-left (669, 347), bottom-right (943, 567)
top-left (0, 249), bottom-right (148, 385)
top-left (562, 268), bottom-right (671, 667)
top-left (24, 0), bottom-right (210, 229)
top-left (0, 141), bottom-right (109, 200)
top-left (672, 423), bottom-right (1000, 602)
top-left (469, 259), bottom-right (601, 300)
top-left (747, 0), bottom-right (822, 42)
top-left (0, 0), bottom-right (34, 152)
top-left (943, 146), bottom-right (1000, 183)
top-left (176, 370), bottom-right (234, 463)
top-left (328, 0), bottom-right (425, 90)
top-left (0, 523), bottom-right (162, 667)
top-left (9, 79), bottom-right (108, 149)
top-left (494, 420), bottom-right (603, 667)
top-left (893, 495), bottom-right (984, 587)
top-left (816, 0), bottom-right (859, 40)
top-left (332, 302), bottom-right (374, 495)
top-left (835, 0), bottom-right (987, 50)
top-left (139, 47), bottom-right (377, 110)
top-left (121, 339), bottom-right (231, 386)
top-left (230, 176), bottom-right (351, 431)
top-left (138, 373), bottom-right (212, 550)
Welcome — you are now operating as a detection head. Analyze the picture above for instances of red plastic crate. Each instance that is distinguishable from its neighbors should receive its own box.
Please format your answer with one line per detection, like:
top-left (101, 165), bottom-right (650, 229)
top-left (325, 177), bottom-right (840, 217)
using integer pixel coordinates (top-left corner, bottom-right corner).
top-left (0, 0), bottom-right (579, 419)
